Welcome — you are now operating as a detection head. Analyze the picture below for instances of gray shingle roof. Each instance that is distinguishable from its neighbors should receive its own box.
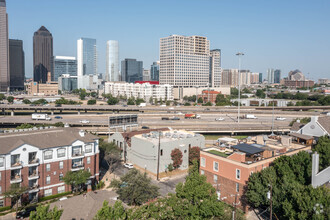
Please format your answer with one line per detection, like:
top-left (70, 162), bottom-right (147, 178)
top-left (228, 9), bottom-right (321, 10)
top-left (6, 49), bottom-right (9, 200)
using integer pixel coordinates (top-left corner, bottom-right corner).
top-left (231, 143), bottom-right (265, 155)
top-left (291, 122), bottom-right (304, 131)
top-left (0, 128), bottom-right (98, 155)
top-left (318, 116), bottom-right (330, 134)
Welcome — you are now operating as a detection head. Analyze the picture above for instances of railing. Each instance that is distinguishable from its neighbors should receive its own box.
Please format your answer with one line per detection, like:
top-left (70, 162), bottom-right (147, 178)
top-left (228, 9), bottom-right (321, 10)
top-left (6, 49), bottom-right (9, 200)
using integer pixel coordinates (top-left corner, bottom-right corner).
top-left (72, 163), bottom-right (84, 168)
top-left (11, 161), bottom-right (22, 167)
top-left (28, 171), bottom-right (39, 178)
top-left (29, 158), bottom-right (39, 164)
top-left (72, 151), bottom-right (84, 157)
top-left (11, 174), bottom-right (21, 181)
top-left (29, 184), bottom-right (39, 190)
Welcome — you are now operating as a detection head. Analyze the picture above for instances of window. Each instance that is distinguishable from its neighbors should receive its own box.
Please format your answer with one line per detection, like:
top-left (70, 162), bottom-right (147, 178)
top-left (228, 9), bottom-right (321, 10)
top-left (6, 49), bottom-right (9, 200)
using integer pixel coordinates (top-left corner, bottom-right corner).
top-left (236, 169), bottom-right (241, 180)
top-left (85, 144), bottom-right (92, 153)
top-left (0, 173), bottom-right (1, 181)
top-left (58, 186), bottom-right (65, 194)
top-left (160, 149), bottom-right (163, 156)
top-left (87, 157), bottom-right (91, 164)
top-left (250, 171), bottom-right (254, 176)
top-left (44, 151), bottom-right (53, 160)
top-left (0, 200), bottom-right (3, 207)
top-left (201, 157), bottom-right (206, 167)
top-left (213, 175), bottom-right (218, 183)
top-left (57, 149), bottom-right (65, 158)
top-left (87, 167), bottom-right (91, 173)
top-left (200, 170), bottom-right (205, 175)
top-left (45, 189), bottom-right (52, 197)
top-left (59, 161), bottom-right (63, 169)
top-left (0, 158), bottom-right (3, 167)
top-left (0, 186), bottom-right (2, 194)
top-left (59, 173), bottom-right (63, 181)
top-left (236, 183), bottom-right (239, 192)
top-left (46, 176), bottom-right (51, 184)
top-left (46, 164), bottom-right (50, 172)
top-left (213, 161), bottom-right (219, 172)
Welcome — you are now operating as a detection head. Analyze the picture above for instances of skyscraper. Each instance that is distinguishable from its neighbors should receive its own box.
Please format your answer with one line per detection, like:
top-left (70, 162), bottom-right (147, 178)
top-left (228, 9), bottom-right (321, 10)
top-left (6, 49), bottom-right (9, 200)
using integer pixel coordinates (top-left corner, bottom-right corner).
top-left (150, 61), bottom-right (159, 81)
top-left (9, 39), bottom-right (25, 90)
top-left (159, 35), bottom-right (210, 87)
top-left (0, 0), bottom-right (9, 92)
top-left (33, 26), bottom-right (53, 83)
top-left (106, 40), bottom-right (119, 81)
top-left (121, 59), bottom-right (143, 83)
top-left (209, 49), bottom-right (221, 87)
top-left (274, 69), bottom-right (281, 83)
top-left (77, 38), bottom-right (97, 89)
top-left (51, 56), bottom-right (77, 82)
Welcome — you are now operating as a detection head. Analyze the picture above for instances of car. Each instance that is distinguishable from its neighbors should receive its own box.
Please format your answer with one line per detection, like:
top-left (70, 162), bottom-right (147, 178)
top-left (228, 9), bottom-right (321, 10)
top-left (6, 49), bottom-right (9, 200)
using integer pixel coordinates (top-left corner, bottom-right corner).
top-left (215, 117), bottom-right (225, 121)
top-left (276, 117), bottom-right (286, 121)
top-left (16, 206), bottom-right (37, 219)
top-left (96, 112), bottom-right (103, 115)
top-left (29, 104), bottom-right (36, 106)
top-left (177, 112), bottom-right (183, 115)
top-left (54, 116), bottom-right (63, 119)
top-left (162, 117), bottom-right (169, 120)
top-left (122, 105), bottom-right (128, 107)
top-left (205, 108), bottom-right (210, 111)
top-left (80, 120), bottom-right (90, 124)
top-left (171, 117), bottom-right (180, 120)
top-left (142, 126), bottom-right (150, 129)
top-left (169, 107), bottom-right (174, 110)
top-left (55, 104), bottom-right (62, 107)
top-left (124, 163), bottom-right (134, 169)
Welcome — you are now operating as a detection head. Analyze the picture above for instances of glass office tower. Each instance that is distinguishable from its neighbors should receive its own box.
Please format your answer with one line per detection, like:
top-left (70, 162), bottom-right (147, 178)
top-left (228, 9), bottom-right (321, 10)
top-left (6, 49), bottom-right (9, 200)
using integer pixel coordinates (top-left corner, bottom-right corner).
top-left (106, 40), bottom-right (119, 81)
top-left (150, 61), bottom-right (159, 81)
top-left (121, 59), bottom-right (143, 83)
top-left (52, 56), bottom-right (77, 82)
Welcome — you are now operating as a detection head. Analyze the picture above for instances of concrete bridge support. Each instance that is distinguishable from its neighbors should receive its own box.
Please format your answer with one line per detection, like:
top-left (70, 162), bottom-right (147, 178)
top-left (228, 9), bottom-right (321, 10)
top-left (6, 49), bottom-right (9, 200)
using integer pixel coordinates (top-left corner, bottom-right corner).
top-left (11, 110), bottom-right (14, 116)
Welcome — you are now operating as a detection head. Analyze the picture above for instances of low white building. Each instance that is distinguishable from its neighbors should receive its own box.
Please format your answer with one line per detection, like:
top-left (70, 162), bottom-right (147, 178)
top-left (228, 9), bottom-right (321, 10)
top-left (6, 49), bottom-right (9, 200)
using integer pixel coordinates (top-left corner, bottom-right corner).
top-left (104, 81), bottom-right (173, 100)
top-left (293, 116), bottom-right (330, 138)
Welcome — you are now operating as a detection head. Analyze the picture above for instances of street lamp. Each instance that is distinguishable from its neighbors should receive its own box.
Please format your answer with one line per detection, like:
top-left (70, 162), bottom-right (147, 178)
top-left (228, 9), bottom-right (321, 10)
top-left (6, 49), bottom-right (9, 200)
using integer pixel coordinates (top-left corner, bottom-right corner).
top-left (236, 52), bottom-right (244, 123)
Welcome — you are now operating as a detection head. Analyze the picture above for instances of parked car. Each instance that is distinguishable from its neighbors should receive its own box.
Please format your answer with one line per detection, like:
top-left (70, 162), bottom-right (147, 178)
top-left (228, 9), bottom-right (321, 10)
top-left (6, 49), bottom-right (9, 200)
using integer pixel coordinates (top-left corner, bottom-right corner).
top-left (142, 126), bottom-right (150, 129)
top-left (122, 105), bottom-right (128, 107)
top-left (215, 117), bottom-right (225, 121)
top-left (55, 104), bottom-right (62, 107)
top-left (54, 116), bottom-right (63, 119)
top-left (162, 117), bottom-right (169, 120)
top-left (16, 206), bottom-right (37, 219)
top-left (96, 112), bottom-right (103, 115)
top-left (171, 117), bottom-right (180, 120)
top-left (80, 120), bottom-right (90, 124)
top-left (124, 163), bottom-right (134, 169)
top-left (276, 117), bottom-right (286, 121)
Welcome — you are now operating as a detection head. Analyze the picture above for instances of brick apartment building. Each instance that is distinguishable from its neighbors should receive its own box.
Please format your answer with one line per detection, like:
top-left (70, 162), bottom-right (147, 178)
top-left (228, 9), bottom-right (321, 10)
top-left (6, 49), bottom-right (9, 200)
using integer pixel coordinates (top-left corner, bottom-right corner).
top-left (0, 127), bottom-right (99, 207)
top-left (197, 90), bottom-right (221, 104)
top-left (200, 135), bottom-right (311, 211)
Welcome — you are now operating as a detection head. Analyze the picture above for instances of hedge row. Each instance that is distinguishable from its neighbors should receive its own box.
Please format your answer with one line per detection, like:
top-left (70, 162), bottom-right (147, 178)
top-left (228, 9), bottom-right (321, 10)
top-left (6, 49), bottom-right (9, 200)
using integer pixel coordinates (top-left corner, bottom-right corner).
top-left (39, 191), bottom-right (71, 202)
top-left (0, 206), bottom-right (11, 212)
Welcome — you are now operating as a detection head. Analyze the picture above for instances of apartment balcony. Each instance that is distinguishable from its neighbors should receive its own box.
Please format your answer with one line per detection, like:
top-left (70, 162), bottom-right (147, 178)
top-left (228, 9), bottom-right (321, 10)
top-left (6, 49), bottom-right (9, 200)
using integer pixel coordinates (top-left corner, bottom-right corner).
top-left (28, 185), bottom-right (40, 193)
top-left (28, 171), bottom-right (40, 180)
top-left (10, 175), bottom-right (22, 184)
top-left (10, 161), bottom-right (23, 170)
top-left (71, 162), bottom-right (84, 171)
top-left (71, 151), bottom-right (84, 159)
top-left (28, 158), bottom-right (40, 167)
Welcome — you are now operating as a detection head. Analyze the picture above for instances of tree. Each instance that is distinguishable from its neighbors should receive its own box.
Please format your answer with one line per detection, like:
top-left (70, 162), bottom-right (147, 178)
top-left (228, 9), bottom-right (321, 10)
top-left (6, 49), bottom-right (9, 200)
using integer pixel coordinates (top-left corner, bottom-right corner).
top-left (30, 205), bottom-right (63, 220)
top-left (149, 97), bottom-right (153, 104)
top-left (7, 96), bottom-right (14, 103)
top-left (197, 97), bottom-right (203, 103)
top-left (135, 98), bottom-right (145, 106)
top-left (256, 89), bottom-right (266, 98)
top-left (184, 102), bottom-right (191, 106)
top-left (171, 148), bottom-right (183, 169)
top-left (110, 169), bottom-right (159, 205)
top-left (90, 91), bottom-right (98, 98)
top-left (94, 200), bottom-right (127, 220)
top-left (189, 146), bottom-right (200, 165)
top-left (231, 88), bottom-right (239, 96)
top-left (87, 99), bottom-right (97, 105)
top-left (22, 99), bottom-right (31, 104)
top-left (127, 98), bottom-right (135, 105)
top-left (63, 170), bottom-right (91, 193)
top-left (242, 88), bottom-right (252, 93)
top-left (107, 96), bottom-right (119, 105)
top-left (203, 101), bottom-right (212, 106)
top-left (0, 93), bottom-right (5, 100)
top-left (166, 100), bottom-right (171, 106)
top-left (16, 123), bottom-right (34, 129)
top-left (215, 94), bottom-right (231, 106)
top-left (313, 136), bottom-right (330, 170)
top-left (159, 98), bottom-right (163, 105)
top-left (4, 183), bottom-right (28, 216)
top-left (99, 140), bottom-right (121, 173)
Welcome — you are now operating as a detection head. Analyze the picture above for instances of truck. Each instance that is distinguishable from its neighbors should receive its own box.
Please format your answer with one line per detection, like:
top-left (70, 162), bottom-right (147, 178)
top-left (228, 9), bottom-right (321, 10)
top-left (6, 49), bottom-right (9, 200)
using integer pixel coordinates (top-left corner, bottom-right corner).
top-left (31, 113), bottom-right (51, 121)
top-left (244, 114), bottom-right (257, 119)
top-left (139, 103), bottom-right (147, 107)
top-left (185, 114), bottom-right (201, 119)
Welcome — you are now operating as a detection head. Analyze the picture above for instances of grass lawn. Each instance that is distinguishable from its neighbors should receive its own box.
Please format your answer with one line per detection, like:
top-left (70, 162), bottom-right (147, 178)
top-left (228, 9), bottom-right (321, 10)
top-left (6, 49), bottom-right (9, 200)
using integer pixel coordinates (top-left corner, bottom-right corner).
top-left (232, 135), bottom-right (248, 140)
top-left (203, 135), bottom-right (223, 140)
top-left (208, 150), bottom-right (228, 157)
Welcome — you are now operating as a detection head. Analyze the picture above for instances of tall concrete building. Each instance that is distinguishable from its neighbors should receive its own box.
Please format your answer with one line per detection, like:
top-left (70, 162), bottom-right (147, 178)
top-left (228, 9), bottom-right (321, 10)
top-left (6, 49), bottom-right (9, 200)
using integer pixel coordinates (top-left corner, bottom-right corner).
top-left (150, 61), bottom-right (160, 81)
top-left (209, 49), bottom-right (221, 87)
top-left (77, 38), bottom-right (97, 89)
top-left (33, 26), bottom-right (53, 83)
top-left (221, 69), bottom-right (252, 86)
top-left (159, 35), bottom-right (210, 87)
top-left (9, 39), bottom-right (25, 90)
top-left (0, 0), bottom-right (9, 92)
top-left (106, 40), bottom-right (119, 81)
top-left (143, 69), bottom-right (150, 81)
top-left (121, 59), bottom-right (143, 83)
top-left (274, 69), bottom-right (281, 83)
top-left (51, 56), bottom-right (77, 82)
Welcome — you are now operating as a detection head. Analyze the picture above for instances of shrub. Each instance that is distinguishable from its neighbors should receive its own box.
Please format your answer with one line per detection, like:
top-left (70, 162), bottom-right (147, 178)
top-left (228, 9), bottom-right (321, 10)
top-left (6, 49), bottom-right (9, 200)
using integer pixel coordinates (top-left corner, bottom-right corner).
top-left (96, 181), bottom-right (105, 189)
top-left (87, 99), bottom-right (97, 105)
top-left (39, 191), bottom-right (71, 202)
top-left (0, 206), bottom-right (11, 212)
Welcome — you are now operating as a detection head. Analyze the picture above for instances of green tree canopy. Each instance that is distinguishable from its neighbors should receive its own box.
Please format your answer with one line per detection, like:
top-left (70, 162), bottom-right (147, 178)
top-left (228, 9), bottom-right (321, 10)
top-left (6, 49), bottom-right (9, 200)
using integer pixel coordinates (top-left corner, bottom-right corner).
top-left (110, 169), bottom-right (159, 206)
top-left (256, 89), bottom-right (266, 98)
top-left (107, 96), bottom-right (119, 105)
top-left (313, 136), bottom-right (330, 170)
top-left (7, 96), bottom-right (14, 103)
top-left (93, 200), bottom-right (127, 220)
top-left (127, 98), bottom-right (135, 105)
top-left (63, 170), bottom-right (91, 192)
top-left (22, 99), bottom-right (31, 104)
top-left (30, 205), bottom-right (63, 220)
top-left (197, 97), bottom-right (203, 103)
top-left (87, 99), bottom-right (97, 105)
top-left (99, 140), bottom-right (121, 172)
top-left (4, 183), bottom-right (28, 215)
top-left (0, 94), bottom-right (5, 100)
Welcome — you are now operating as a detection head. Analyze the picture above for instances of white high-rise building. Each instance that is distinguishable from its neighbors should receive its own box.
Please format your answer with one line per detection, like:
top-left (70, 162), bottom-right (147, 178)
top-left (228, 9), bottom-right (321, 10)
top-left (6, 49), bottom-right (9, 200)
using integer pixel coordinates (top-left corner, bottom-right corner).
top-left (106, 40), bottom-right (119, 82)
top-left (77, 38), bottom-right (97, 89)
top-left (159, 35), bottom-right (211, 87)
top-left (209, 49), bottom-right (221, 87)
top-left (0, 0), bottom-right (9, 92)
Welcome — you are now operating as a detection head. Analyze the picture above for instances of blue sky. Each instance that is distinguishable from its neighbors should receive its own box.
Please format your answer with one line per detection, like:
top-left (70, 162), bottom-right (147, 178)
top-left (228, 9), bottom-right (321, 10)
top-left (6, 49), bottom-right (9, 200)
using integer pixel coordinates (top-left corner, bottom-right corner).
top-left (6, 0), bottom-right (330, 80)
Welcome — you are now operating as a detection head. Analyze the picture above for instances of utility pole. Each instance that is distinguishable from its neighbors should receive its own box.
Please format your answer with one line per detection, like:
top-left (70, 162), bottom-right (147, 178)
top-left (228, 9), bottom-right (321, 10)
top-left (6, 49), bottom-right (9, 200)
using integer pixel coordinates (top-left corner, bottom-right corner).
top-left (271, 98), bottom-right (275, 136)
top-left (232, 194), bottom-right (238, 220)
top-left (236, 52), bottom-right (244, 123)
top-left (156, 131), bottom-right (161, 181)
top-left (270, 184), bottom-right (273, 220)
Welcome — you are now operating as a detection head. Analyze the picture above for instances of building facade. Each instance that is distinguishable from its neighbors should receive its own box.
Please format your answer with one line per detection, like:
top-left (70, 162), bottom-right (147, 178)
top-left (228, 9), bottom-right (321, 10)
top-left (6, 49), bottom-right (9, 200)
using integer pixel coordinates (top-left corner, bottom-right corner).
top-left (0, 127), bottom-right (99, 207)
top-left (150, 61), bottom-right (160, 81)
top-left (51, 56), bottom-right (77, 82)
top-left (58, 75), bottom-right (78, 92)
top-left (221, 69), bottom-right (251, 86)
top-left (209, 49), bottom-right (221, 87)
top-left (26, 81), bottom-right (58, 96)
top-left (197, 90), bottom-right (220, 104)
top-left (143, 69), bottom-right (150, 81)
top-left (274, 69), bottom-right (281, 83)
top-left (121, 59), bottom-right (143, 83)
top-left (106, 40), bottom-right (119, 82)
top-left (0, 0), bottom-right (9, 92)
top-left (104, 81), bottom-right (173, 101)
top-left (33, 26), bottom-right (53, 83)
top-left (159, 35), bottom-right (210, 87)
top-left (110, 129), bottom-right (205, 175)
top-left (9, 39), bottom-right (25, 90)
top-left (77, 38), bottom-right (97, 89)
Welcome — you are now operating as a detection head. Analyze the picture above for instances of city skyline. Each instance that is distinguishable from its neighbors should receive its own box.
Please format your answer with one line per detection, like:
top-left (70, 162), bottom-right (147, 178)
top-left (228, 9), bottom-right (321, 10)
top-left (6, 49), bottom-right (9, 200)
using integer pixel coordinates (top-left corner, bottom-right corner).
top-left (5, 0), bottom-right (330, 80)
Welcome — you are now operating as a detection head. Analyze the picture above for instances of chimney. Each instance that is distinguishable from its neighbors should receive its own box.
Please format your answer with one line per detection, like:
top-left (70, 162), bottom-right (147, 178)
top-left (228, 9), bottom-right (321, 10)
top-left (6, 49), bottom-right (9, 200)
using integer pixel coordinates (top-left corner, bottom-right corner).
top-left (47, 72), bottom-right (51, 83)
top-left (311, 116), bottom-right (318, 123)
top-left (79, 130), bottom-right (85, 137)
